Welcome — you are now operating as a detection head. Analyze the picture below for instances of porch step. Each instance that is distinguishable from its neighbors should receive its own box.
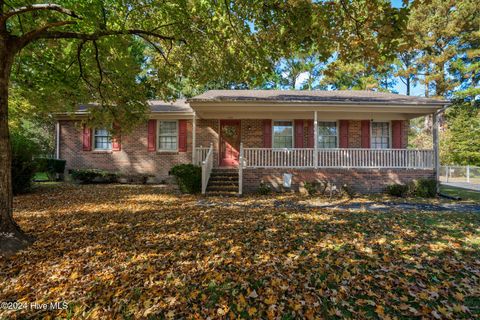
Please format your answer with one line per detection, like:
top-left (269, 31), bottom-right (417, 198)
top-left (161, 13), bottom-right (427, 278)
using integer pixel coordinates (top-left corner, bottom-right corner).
top-left (206, 168), bottom-right (239, 196)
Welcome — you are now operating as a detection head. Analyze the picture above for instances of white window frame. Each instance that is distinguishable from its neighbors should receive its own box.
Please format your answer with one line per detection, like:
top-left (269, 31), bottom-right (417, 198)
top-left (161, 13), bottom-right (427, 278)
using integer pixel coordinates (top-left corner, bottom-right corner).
top-left (370, 121), bottom-right (392, 149)
top-left (272, 120), bottom-right (294, 149)
top-left (157, 120), bottom-right (179, 152)
top-left (317, 120), bottom-right (339, 149)
top-left (93, 128), bottom-right (112, 151)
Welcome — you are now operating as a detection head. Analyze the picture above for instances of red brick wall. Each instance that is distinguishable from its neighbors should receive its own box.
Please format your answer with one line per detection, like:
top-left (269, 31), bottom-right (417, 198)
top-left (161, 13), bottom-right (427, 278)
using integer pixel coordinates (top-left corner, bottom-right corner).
top-left (60, 119), bottom-right (410, 180)
top-left (243, 168), bottom-right (434, 194)
top-left (59, 120), bottom-right (193, 181)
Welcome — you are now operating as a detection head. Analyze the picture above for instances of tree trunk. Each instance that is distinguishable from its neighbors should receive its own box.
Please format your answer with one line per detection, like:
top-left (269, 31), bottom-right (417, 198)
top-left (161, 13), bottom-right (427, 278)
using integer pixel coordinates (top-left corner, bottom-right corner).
top-left (406, 77), bottom-right (410, 96)
top-left (0, 37), bottom-right (32, 256)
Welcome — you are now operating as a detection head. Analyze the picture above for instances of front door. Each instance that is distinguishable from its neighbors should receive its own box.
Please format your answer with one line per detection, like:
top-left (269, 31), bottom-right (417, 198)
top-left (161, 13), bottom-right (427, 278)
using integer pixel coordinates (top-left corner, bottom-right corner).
top-left (219, 120), bottom-right (241, 167)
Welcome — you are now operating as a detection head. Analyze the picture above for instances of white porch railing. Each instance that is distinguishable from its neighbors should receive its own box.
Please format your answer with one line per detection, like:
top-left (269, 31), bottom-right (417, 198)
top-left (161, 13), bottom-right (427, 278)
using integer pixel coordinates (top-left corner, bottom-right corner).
top-left (195, 147), bottom-right (211, 166)
top-left (242, 148), bottom-right (434, 169)
top-left (201, 143), bottom-right (214, 194)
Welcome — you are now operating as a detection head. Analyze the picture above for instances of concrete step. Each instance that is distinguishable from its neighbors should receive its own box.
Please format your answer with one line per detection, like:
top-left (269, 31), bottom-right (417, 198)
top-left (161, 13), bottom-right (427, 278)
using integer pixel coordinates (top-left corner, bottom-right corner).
top-left (206, 190), bottom-right (239, 197)
top-left (207, 185), bottom-right (238, 192)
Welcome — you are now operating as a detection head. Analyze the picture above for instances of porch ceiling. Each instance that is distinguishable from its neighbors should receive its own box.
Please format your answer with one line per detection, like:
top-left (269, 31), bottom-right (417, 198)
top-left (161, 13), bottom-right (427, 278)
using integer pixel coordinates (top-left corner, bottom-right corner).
top-left (192, 102), bottom-right (445, 120)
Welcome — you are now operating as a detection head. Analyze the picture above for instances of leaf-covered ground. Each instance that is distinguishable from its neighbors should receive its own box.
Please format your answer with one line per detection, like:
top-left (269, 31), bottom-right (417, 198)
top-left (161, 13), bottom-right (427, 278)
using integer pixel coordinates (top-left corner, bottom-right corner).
top-left (1, 184), bottom-right (479, 319)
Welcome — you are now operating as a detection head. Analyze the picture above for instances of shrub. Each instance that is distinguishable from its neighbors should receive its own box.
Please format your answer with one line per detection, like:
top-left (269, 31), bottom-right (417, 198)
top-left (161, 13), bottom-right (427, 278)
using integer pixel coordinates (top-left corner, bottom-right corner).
top-left (257, 182), bottom-right (272, 195)
top-left (170, 164), bottom-right (201, 194)
top-left (386, 184), bottom-right (409, 197)
top-left (11, 131), bottom-right (40, 194)
top-left (303, 181), bottom-right (318, 196)
top-left (35, 158), bottom-right (66, 180)
top-left (411, 178), bottom-right (437, 198)
top-left (341, 184), bottom-right (355, 199)
top-left (71, 169), bottom-right (118, 184)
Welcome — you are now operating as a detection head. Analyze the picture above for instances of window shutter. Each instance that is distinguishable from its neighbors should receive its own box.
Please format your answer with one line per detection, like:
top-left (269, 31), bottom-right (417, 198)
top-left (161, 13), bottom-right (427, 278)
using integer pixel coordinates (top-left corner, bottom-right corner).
top-left (339, 120), bottom-right (349, 148)
top-left (361, 120), bottom-right (370, 148)
top-left (82, 125), bottom-right (92, 151)
top-left (112, 123), bottom-right (121, 151)
top-left (294, 120), bottom-right (304, 148)
top-left (263, 119), bottom-right (272, 148)
top-left (147, 119), bottom-right (156, 152)
top-left (178, 120), bottom-right (187, 152)
top-left (306, 120), bottom-right (314, 148)
top-left (392, 120), bottom-right (402, 149)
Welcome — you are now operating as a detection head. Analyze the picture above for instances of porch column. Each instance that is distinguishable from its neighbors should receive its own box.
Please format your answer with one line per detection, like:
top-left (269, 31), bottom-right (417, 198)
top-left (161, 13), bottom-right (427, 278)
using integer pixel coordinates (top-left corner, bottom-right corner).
top-left (192, 112), bottom-right (197, 165)
top-left (313, 111), bottom-right (318, 168)
top-left (433, 111), bottom-right (440, 193)
top-left (55, 121), bottom-right (60, 159)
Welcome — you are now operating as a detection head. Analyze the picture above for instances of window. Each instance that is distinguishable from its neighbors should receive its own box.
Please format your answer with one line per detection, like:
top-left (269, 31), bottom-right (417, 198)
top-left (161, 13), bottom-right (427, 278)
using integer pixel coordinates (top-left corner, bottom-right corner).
top-left (272, 120), bottom-right (293, 148)
top-left (158, 121), bottom-right (178, 151)
top-left (371, 122), bottom-right (390, 149)
top-left (93, 128), bottom-right (112, 150)
top-left (318, 122), bottom-right (338, 148)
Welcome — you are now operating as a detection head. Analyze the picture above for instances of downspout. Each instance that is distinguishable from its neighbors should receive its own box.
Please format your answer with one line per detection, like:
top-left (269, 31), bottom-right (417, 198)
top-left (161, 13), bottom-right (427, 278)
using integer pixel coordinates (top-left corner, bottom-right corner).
top-left (313, 111), bottom-right (318, 168)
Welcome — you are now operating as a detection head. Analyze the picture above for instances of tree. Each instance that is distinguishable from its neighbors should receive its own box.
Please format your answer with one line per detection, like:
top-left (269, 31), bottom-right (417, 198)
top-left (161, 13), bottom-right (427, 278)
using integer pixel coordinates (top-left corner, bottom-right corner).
top-left (0, 0), bottom-right (291, 253)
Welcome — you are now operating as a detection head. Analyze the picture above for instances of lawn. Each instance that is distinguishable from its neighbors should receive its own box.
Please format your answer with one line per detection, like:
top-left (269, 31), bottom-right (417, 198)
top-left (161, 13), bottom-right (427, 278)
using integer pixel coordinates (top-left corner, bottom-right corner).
top-left (440, 185), bottom-right (480, 202)
top-left (1, 184), bottom-right (479, 319)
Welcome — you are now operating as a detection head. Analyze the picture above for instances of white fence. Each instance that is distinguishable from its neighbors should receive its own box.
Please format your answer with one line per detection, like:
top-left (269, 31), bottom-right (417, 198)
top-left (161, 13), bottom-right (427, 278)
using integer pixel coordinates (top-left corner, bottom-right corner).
top-left (440, 165), bottom-right (480, 184)
top-left (201, 144), bottom-right (214, 194)
top-left (242, 148), bottom-right (434, 169)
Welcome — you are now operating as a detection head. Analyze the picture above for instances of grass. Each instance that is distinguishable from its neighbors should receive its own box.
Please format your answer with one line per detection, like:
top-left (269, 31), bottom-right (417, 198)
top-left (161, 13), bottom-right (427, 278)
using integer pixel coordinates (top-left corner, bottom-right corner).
top-left (440, 185), bottom-right (480, 202)
top-left (1, 184), bottom-right (479, 319)
top-left (33, 172), bottom-right (49, 181)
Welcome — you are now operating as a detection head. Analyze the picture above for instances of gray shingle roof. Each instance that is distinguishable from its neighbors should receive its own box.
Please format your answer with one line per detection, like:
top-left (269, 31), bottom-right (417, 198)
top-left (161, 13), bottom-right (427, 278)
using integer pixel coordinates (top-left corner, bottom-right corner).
top-left (77, 99), bottom-right (193, 113)
top-left (189, 90), bottom-right (448, 105)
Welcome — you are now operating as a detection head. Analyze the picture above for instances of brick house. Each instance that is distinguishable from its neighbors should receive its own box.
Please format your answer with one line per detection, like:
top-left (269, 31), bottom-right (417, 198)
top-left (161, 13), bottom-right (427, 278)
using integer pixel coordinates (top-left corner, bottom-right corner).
top-left (55, 90), bottom-right (448, 194)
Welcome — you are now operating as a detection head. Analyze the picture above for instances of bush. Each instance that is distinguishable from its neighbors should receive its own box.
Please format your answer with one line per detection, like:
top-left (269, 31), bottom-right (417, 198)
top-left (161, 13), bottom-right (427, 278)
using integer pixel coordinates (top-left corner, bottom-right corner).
top-left (170, 164), bottom-right (201, 194)
top-left (386, 184), bottom-right (409, 197)
top-left (341, 184), bottom-right (356, 199)
top-left (35, 158), bottom-right (66, 180)
top-left (411, 178), bottom-right (437, 198)
top-left (304, 181), bottom-right (318, 196)
top-left (12, 131), bottom-right (40, 194)
top-left (71, 169), bottom-right (118, 184)
top-left (257, 182), bottom-right (272, 195)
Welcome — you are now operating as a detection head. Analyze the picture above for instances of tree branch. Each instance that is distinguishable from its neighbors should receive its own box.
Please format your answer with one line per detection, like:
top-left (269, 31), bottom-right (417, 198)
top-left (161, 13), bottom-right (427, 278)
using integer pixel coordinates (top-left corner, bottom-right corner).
top-left (1, 3), bottom-right (81, 23)
top-left (92, 40), bottom-right (105, 104)
top-left (136, 34), bottom-right (171, 65)
top-left (17, 20), bottom-right (76, 49)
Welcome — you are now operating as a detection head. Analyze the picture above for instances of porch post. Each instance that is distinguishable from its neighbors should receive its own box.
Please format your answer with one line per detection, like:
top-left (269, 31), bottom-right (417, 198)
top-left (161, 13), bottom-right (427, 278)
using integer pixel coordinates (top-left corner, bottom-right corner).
top-left (313, 111), bottom-right (318, 168)
top-left (55, 121), bottom-right (60, 159)
top-left (433, 111), bottom-right (440, 193)
top-left (192, 112), bottom-right (197, 165)
top-left (239, 143), bottom-right (243, 196)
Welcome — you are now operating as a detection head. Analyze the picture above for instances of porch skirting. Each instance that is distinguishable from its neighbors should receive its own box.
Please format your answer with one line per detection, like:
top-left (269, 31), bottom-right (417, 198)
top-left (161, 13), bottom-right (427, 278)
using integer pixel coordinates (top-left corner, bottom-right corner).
top-left (242, 168), bottom-right (435, 194)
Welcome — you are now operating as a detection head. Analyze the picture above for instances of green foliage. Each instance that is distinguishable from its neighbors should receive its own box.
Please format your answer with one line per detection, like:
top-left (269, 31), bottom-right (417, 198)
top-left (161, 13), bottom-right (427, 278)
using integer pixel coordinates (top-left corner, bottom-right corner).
top-left (410, 178), bottom-right (437, 198)
top-left (170, 164), bottom-right (201, 194)
top-left (11, 131), bottom-right (41, 195)
top-left (442, 103), bottom-right (480, 166)
top-left (70, 169), bottom-right (118, 184)
top-left (35, 158), bottom-right (67, 180)
top-left (303, 181), bottom-right (319, 196)
top-left (257, 183), bottom-right (272, 195)
top-left (386, 184), bottom-right (409, 197)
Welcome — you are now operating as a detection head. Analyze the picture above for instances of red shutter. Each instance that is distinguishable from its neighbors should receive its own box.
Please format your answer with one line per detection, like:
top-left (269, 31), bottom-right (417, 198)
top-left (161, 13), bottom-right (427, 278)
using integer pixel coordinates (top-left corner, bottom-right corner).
top-left (306, 120), bottom-right (314, 148)
top-left (178, 120), bottom-right (187, 152)
top-left (263, 119), bottom-right (272, 148)
top-left (294, 120), bottom-right (304, 148)
top-left (361, 120), bottom-right (370, 148)
top-left (392, 120), bottom-right (402, 149)
top-left (82, 125), bottom-right (92, 151)
top-left (147, 119), bottom-right (156, 152)
top-left (339, 120), bottom-right (349, 148)
top-left (112, 123), bottom-right (121, 151)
